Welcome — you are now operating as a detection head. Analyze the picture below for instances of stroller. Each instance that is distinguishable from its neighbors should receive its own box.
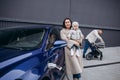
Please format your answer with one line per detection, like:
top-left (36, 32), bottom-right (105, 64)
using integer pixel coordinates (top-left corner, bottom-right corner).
top-left (86, 42), bottom-right (105, 60)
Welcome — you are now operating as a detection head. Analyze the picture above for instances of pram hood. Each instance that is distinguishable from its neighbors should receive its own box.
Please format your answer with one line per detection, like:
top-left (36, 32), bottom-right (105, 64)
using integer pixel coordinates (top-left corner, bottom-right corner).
top-left (95, 42), bottom-right (105, 48)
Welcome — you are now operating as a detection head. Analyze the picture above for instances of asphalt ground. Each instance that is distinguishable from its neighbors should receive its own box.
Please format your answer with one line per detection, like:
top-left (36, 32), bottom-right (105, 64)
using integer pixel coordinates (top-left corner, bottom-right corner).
top-left (64, 46), bottom-right (120, 80)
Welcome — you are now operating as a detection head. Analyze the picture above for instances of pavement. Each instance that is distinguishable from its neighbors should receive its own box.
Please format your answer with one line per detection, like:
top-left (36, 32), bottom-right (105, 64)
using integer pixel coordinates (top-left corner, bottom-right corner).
top-left (64, 46), bottom-right (120, 80)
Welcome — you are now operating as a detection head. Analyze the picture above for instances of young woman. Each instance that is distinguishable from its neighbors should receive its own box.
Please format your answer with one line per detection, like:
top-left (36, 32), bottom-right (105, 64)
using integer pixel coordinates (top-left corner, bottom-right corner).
top-left (60, 18), bottom-right (83, 80)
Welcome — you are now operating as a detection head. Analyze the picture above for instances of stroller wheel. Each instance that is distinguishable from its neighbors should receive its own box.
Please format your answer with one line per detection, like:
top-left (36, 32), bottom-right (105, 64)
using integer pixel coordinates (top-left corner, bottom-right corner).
top-left (99, 52), bottom-right (103, 60)
top-left (100, 56), bottom-right (103, 60)
top-left (86, 52), bottom-right (93, 60)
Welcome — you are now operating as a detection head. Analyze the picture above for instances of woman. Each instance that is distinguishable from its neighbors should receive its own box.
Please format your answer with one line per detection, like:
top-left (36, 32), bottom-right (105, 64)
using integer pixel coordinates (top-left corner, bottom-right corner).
top-left (60, 18), bottom-right (83, 80)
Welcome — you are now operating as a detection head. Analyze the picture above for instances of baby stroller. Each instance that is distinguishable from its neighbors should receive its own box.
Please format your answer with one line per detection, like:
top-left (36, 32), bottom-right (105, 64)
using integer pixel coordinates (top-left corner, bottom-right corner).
top-left (86, 42), bottom-right (105, 60)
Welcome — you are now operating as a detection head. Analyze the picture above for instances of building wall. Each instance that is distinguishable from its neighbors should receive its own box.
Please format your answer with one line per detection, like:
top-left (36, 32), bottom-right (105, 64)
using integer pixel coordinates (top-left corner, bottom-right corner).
top-left (80, 28), bottom-right (120, 47)
top-left (0, 0), bottom-right (120, 47)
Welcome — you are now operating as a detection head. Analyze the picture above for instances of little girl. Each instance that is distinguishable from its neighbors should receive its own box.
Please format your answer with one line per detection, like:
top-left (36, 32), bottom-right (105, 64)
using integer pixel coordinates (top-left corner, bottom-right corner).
top-left (68, 21), bottom-right (84, 57)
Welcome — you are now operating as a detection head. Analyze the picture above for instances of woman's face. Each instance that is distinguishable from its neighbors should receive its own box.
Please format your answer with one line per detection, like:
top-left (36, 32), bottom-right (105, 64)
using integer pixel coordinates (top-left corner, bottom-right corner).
top-left (65, 19), bottom-right (71, 29)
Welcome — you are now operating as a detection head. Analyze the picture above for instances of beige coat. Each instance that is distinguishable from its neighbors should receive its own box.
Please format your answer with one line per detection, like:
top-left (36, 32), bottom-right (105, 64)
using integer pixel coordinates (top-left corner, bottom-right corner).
top-left (60, 28), bottom-right (83, 79)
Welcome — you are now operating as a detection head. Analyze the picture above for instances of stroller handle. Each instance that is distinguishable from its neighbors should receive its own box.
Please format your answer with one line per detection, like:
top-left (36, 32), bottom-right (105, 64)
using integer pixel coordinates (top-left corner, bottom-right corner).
top-left (94, 42), bottom-right (105, 48)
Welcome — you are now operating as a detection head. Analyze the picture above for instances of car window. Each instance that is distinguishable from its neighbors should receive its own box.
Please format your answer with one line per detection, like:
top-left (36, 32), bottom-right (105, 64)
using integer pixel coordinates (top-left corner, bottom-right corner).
top-left (0, 28), bottom-right (46, 50)
top-left (46, 27), bottom-right (61, 50)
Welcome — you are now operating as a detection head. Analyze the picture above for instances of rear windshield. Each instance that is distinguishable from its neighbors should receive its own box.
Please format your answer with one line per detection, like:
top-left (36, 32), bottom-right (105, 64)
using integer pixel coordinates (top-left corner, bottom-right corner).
top-left (0, 28), bottom-right (46, 50)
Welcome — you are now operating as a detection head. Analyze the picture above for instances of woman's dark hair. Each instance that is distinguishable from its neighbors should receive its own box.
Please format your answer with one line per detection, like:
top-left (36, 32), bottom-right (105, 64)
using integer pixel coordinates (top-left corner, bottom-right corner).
top-left (62, 17), bottom-right (72, 29)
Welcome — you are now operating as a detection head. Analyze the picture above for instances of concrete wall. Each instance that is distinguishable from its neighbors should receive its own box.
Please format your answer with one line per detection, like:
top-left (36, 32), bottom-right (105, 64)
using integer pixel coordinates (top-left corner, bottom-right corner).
top-left (0, 0), bottom-right (120, 47)
top-left (80, 28), bottom-right (120, 47)
top-left (0, 0), bottom-right (120, 28)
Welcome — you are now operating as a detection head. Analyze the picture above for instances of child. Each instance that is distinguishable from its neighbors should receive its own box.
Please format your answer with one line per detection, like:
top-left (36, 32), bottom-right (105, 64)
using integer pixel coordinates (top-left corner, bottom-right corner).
top-left (68, 21), bottom-right (84, 57)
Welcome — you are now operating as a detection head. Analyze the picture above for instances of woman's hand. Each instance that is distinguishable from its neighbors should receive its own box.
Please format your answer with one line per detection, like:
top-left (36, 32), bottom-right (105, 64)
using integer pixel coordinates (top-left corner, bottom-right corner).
top-left (74, 41), bottom-right (80, 47)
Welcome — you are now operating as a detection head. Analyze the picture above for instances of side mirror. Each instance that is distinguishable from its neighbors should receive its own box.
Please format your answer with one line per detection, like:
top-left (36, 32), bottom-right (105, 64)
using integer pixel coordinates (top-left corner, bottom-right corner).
top-left (53, 40), bottom-right (67, 47)
top-left (48, 40), bottom-right (66, 55)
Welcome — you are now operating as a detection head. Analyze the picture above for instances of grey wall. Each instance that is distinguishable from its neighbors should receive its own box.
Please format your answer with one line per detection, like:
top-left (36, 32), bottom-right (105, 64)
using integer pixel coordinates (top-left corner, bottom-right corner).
top-left (80, 28), bottom-right (120, 47)
top-left (0, 0), bottom-right (120, 28)
top-left (0, 0), bottom-right (70, 24)
top-left (71, 0), bottom-right (120, 28)
top-left (0, 0), bottom-right (120, 47)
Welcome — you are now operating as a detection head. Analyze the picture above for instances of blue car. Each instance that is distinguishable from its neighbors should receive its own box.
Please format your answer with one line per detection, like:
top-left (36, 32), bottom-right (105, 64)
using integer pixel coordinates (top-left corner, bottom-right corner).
top-left (0, 25), bottom-right (67, 80)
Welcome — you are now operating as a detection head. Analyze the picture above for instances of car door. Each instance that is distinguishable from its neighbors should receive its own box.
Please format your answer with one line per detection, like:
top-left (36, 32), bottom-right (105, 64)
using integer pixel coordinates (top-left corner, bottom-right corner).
top-left (43, 27), bottom-right (65, 80)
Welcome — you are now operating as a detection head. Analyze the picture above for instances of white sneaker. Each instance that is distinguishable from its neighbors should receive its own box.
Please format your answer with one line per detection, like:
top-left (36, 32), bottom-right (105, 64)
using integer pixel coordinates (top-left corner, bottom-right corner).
top-left (71, 48), bottom-right (74, 56)
top-left (71, 52), bottom-right (74, 56)
top-left (76, 50), bottom-right (80, 57)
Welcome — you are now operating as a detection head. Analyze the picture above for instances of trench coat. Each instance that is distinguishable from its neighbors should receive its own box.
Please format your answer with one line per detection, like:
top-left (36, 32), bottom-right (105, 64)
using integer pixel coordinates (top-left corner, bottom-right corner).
top-left (60, 28), bottom-right (83, 79)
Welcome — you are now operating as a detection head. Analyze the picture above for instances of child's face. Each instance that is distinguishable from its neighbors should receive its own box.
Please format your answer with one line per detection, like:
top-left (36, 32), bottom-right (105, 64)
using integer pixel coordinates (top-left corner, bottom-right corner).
top-left (73, 25), bottom-right (78, 30)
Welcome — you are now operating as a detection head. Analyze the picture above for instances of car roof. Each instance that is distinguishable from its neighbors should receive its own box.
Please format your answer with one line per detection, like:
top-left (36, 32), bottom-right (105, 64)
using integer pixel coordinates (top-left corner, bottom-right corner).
top-left (0, 25), bottom-right (53, 30)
